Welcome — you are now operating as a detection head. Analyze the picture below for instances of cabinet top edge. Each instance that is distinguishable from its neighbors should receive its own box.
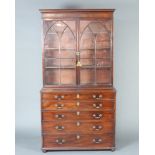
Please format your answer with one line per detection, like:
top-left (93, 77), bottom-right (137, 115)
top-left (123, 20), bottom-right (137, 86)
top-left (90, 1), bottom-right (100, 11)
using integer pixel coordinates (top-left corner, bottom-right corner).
top-left (39, 9), bottom-right (115, 13)
top-left (40, 87), bottom-right (116, 92)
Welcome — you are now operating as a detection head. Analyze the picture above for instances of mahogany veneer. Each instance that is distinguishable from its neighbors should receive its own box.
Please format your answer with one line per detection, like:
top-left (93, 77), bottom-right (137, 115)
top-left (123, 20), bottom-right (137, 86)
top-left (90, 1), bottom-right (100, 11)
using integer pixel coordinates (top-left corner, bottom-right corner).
top-left (40, 9), bottom-right (116, 152)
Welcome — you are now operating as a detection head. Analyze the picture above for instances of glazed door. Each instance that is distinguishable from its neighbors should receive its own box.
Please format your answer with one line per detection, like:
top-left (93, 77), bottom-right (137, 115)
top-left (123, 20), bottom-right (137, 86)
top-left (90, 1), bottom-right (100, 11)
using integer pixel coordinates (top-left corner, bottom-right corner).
top-left (79, 20), bottom-right (113, 86)
top-left (43, 19), bottom-right (113, 87)
top-left (43, 20), bottom-right (77, 86)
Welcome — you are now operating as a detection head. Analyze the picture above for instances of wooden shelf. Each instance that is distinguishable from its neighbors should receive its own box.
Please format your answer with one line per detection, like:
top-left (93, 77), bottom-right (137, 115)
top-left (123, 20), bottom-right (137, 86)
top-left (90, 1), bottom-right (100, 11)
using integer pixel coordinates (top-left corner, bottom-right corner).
top-left (44, 48), bottom-right (76, 50)
top-left (44, 58), bottom-right (76, 59)
top-left (80, 48), bottom-right (111, 50)
top-left (81, 31), bottom-right (109, 34)
top-left (45, 66), bottom-right (76, 69)
top-left (80, 58), bottom-right (111, 59)
top-left (81, 66), bottom-right (111, 69)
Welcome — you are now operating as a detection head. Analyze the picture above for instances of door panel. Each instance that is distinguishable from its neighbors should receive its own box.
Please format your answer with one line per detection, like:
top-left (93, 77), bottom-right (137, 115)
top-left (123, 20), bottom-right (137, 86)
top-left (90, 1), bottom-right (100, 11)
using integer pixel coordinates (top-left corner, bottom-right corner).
top-left (43, 20), bottom-right (77, 86)
top-left (43, 20), bottom-right (112, 86)
top-left (79, 20), bottom-right (112, 85)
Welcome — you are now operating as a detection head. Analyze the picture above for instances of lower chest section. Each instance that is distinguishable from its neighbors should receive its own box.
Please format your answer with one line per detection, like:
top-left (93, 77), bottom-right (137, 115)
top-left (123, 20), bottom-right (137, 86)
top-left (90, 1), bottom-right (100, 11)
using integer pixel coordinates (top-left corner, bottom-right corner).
top-left (41, 88), bottom-right (116, 151)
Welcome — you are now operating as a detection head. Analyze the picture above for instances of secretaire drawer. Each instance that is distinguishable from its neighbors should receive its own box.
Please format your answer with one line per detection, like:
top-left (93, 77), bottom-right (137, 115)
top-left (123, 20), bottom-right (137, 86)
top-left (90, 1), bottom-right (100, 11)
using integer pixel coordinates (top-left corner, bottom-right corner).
top-left (43, 134), bottom-right (113, 149)
top-left (41, 92), bottom-right (115, 100)
top-left (42, 100), bottom-right (114, 111)
top-left (74, 92), bottom-right (115, 100)
top-left (42, 93), bottom-right (76, 100)
top-left (42, 111), bottom-right (114, 121)
top-left (42, 121), bottom-right (114, 134)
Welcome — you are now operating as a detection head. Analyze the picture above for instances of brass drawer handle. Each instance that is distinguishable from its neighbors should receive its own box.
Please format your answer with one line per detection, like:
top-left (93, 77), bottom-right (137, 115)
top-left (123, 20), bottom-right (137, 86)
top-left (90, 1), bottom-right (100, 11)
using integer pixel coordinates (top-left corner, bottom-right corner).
top-left (92, 113), bottom-right (103, 119)
top-left (55, 125), bottom-right (64, 131)
top-left (93, 138), bottom-right (102, 144)
top-left (55, 114), bottom-right (64, 119)
top-left (56, 138), bottom-right (65, 144)
top-left (55, 103), bottom-right (64, 109)
top-left (92, 94), bottom-right (103, 100)
top-left (92, 125), bottom-right (103, 131)
top-left (93, 103), bottom-right (102, 109)
top-left (54, 95), bottom-right (64, 100)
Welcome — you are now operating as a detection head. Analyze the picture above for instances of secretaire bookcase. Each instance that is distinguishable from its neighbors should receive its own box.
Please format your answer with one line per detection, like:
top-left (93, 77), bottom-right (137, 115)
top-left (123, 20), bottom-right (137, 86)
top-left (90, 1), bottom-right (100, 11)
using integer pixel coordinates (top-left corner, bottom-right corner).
top-left (40, 9), bottom-right (116, 152)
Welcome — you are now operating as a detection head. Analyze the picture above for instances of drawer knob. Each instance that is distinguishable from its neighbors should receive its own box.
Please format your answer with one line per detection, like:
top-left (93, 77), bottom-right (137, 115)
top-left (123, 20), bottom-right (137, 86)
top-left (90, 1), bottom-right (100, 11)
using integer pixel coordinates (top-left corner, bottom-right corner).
top-left (92, 125), bottom-right (103, 130)
top-left (92, 113), bottom-right (103, 119)
top-left (55, 103), bottom-right (64, 109)
top-left (56, 138), bottom-right (65, 144)
top-left (93, 103), bottom-right (102, 109)
top-left (76, 111), bottom-right (80, 116)
top-left (76, 121), bottom-right (80, 126)
top-left (93, 138), bottom-right (102, 144)
top-left (92, 94), bottom-right (103, 100)
top-left (55, 125), bottom-right (64, 131)
top-left (76, 102), bottom-right (80, 106)
top-left (77, 94), bottom-right (80, 99)
top-left (76, 134), bottom-right (80, 140)
top-left (54, 95), bottom-right (64, 100)
top-left (55, 114), bottom-right (64, 119)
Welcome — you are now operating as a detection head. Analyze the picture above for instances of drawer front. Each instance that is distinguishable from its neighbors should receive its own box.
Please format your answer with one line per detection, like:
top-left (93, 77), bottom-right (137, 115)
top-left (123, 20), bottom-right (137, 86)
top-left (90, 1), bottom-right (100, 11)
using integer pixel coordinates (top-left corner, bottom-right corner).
top-left (43, 134), bottom-right (113, 148)
top-left (42, 93), bottom-right (76, 100)
top-left (42, 92), bottom-right (115, 100)
top-left (42, 121), bottom-right (114, 134)
top-left (42, 111), bottom-right (113, 121)
top-left (42, 100), bottom-right (114, 111)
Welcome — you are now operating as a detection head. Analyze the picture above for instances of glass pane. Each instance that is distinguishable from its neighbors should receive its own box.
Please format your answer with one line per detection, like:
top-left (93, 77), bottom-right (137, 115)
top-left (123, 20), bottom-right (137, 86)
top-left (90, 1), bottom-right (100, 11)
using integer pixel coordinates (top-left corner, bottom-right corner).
top-left (96, 33), bottom-right (110, 49)
top-left (80, 59), bottom-right (94, 67)
top-left (60, 50), bottom-right (76, 59)
top-left (52, 21), bottom-right (66, 34)
top-left (80, 32), bottom-right (94, 49)
top-left (44, 33), bottom-right (59, 49)
top-left (43, 21), bottom-right (55, 36)
top-left (96, 68), bottom-right (111, 84)
top-left (61, 69), bottom-right (76, 85)
top-left (45, 49), bottom-right (59, 58)
top-left (96, 33), bottom-right (110, 41)
top-left (80, 20), bottom-right (112, 86)
top-left (80, 49), bottom-right (94, 59)
top-left (45, 69), bottom-right (60, 85)
top-left (89, 22), bottom-right (107, 33)
top-left (96, 41), bottom-right (110, 49)
top-left (45, 58), bottom-right (59, 67)
top-left (96, 58), bottom-right (111, 67)
top-left (44, 20), bottom-right (76, 86)
top-left (96, 49), bottom-right (110, 58)
top-left (61, 28), bottom-right (76, 49)
top-left (61, 59), bottom-right (76, 67)
top-left (45, 58), bottom-right (76, 68)
top-left (80, 69), bottom-right (95, 85)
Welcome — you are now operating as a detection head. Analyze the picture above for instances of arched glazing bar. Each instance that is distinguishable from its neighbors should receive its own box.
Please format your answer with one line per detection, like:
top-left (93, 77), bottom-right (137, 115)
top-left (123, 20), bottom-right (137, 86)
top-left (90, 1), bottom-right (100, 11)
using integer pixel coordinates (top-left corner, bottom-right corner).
top-left (44, 21), bottom-right (76, 85)
top-left (80, 21), bottom-right (111, 85)
top-left (80, 21), bottom-right (111, 40)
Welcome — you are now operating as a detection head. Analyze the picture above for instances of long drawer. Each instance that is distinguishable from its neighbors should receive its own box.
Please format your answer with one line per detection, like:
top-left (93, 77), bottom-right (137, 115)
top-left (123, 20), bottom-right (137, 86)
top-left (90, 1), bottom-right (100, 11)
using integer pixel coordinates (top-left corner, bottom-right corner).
top-left (42, 121), bottom-right (114, 134)
top-left (42, 111), bottom-right (113, 121)
top-left (42, 100), bottom-right (114, 111)
top-left (43, 134), bottom-right (113, 149)
top-left (42, 92), bottom-right (115, 100)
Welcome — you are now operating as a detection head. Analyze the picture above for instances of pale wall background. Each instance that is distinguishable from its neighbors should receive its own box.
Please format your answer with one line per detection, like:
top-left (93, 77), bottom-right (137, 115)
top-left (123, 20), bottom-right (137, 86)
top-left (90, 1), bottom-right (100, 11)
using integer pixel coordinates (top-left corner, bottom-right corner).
top-left (16, 0), bottom-right (139, 155)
